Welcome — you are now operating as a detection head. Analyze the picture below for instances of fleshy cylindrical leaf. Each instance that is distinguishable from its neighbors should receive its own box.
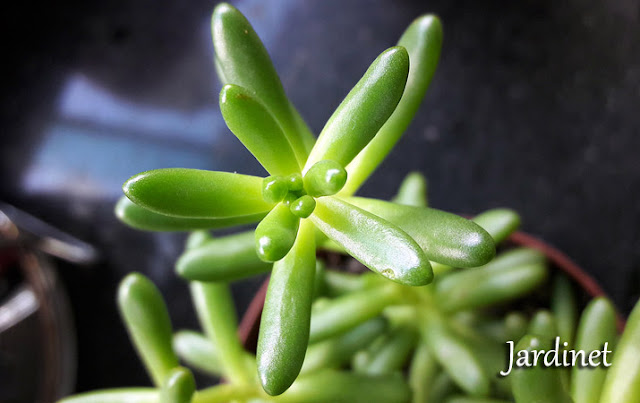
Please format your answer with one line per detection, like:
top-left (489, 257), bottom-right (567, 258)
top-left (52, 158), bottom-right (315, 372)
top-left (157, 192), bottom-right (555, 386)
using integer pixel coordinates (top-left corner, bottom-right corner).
top-left (123, 169), bottom-right (274, 218)
top-left (173, 331), bottom-right (223, 377)
top-left (310, 197), bottom-right (432, 286)
top-left (220, 84), bottom-right (300, 175)
top-left (527, 310), bottom-right (559, 340)
top-left (212, 3), bottom-right (312, 165)
top-left (255, 202), bottom-right (301, 262)
top-left (342, 15), bottom-right (443, 195)
top-left (391, 171), bottom-right (428, 207)
top-left (160, 367), bottom-right (196, 403)
top-left (257, 220), bottom-right (316, 396)
top-left (115, 196), bottom-right (265, 232)
top-left (117, 273), bottom-right (178, 386)
top-left (599, 297), bottom-right (640, 403)
top-left (176, 231), bottom-right (271, 282)
top-left (408, 339), bottom-right (438, 403)
top-left (356, 325), bottom-right (418, 375)
top-left (302, 317), bottom-right (387, 374)
top-left (303, 47), bottom-right (409, 172)
top-left (309, 285), bottom-right (399, 343)
top-left (511, 335), bottom-right (573, 403)
top-left (551, 274), bottom-right (578, 346)
top-left (343, 196), bottom-right (495, 268)
top-left (472, 208), bottom-right (521, 245)
top-left (423, 313), bottom-right (490, 397)
top-left (435, 249), bottom-right (547, 312)
top-left (572, 298), bottom-right (617, 403)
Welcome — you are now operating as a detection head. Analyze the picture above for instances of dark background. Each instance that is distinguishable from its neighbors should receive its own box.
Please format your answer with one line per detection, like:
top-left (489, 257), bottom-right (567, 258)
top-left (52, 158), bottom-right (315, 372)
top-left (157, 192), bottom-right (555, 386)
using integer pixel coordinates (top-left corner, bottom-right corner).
top-left (2, 0), bottom-right (639, 394)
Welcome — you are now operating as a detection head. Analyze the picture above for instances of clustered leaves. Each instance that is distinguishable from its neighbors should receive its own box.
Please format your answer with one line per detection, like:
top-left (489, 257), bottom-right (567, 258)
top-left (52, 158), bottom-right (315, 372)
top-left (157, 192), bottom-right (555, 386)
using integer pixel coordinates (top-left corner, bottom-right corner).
top-left (59, 3), bottom-right (640, 403)
top-left (62, 173), bottom-right (640, 403)
top-left (114, 1), bottom-right (497, 396)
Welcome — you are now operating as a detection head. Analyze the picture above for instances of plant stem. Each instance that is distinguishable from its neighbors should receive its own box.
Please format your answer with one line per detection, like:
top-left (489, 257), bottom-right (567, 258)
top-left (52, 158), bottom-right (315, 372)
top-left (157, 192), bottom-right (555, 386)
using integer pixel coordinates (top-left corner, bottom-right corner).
top-left (190, 281), bottom-right (253, 385)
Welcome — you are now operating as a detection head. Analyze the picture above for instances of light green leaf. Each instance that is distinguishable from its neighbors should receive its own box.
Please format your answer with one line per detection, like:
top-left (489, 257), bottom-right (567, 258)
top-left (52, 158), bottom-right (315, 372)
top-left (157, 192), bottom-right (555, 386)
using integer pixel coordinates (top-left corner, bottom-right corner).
top-left (310, 197), bottom-right (432, 286)
top-left (391, 171), bottom-right (428, 207)
top-left (342, 196), bottom-right (495, 267)
top-left (160, 367), bottom-right (195, 403)
top-left (115, 196), bottom-right (265, 232)
top-left (176, 231), bottom-right (271, 282)
top-left (173, 330), bottom-right (223, 377)
top-left (117, 273), bottom-right (178, 387)
top-left (303, 47), bottom-right (409, 172)
top-left (343, 15), bottom-right (443, 195)
top-left (123, 168), bottom-right (274, 218)
top-left (212, 3), bottom-right (312, 165)
top-left (257, 220), bottom-right (316, 395)
top-left (220, 84), bottom-right (300, 175)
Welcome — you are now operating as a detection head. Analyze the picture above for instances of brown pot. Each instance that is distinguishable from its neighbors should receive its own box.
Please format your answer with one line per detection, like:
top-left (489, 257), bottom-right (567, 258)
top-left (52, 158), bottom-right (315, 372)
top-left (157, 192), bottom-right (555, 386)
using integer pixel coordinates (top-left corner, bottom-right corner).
top-left (237, 230), bottom-right (625, 351)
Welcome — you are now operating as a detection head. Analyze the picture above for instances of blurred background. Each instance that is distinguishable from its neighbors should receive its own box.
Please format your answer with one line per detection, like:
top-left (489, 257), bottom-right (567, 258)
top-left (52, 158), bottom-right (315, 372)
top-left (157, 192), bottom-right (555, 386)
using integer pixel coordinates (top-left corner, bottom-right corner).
top-left (1, 0), bottom-right (639, 400)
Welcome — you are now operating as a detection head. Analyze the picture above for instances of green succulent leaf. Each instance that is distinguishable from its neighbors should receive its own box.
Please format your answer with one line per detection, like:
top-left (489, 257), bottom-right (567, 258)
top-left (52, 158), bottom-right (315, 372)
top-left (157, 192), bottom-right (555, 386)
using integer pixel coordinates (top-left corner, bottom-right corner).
top-left (511, 335), bottom-right (573, 403)
top-left (117, 273), bottom-right (178, 387)
top-left (220, 84), bottom-right (301, 175)
top-left (527, 310), bottom-right (558, 340)
top-left (212, 3), bottom-right (312, 165)
top-left (551, 274), bottom-right (578, 346)
top-left (302, 317), bottom-right (387, 374)
top-left (343, 15), bottom-right (443, 195)
top-left (303, 46), bottom-right (409, 172)
top-left (176, 231), bottom-right (271, 282)
top-left (435, 248), bottom-right (547, 312)
top-left (408, 340), bottom-right (438, 403)
top-left (422, 312), bottom-right (490, 397)
top-left (115, 196), bottom-right (266, 232)
top-left (391, 171), bottom-right (428, 207)
top-left (571, 297), bottom-right (617, 403)
top-left (343, 196), bottom-right (495, 268)
top-left (472, 208), bottom-right (521, 244)
top-left (160, 367), bottom-right (196, 403)
top-left (185, 230), bottom-right (214, 250)
top-left (257, 220), bottom-right (316, 396)
top-left (355, 325), bottom-right (418, 375)
top-left (123, 168), bottom-right (274, 218)
top-left (255, 202), bottom-right (301, 262)
top-left (600, 297), bottom-right (640, 403)
top-left (504, 312), bottom-right (530, 343)
top-left (173, 330), bottom-right (223, 377)
top-left (309, 285), bottom-right (400, 343)
top-left (310, 196), bottom-right (433, 286)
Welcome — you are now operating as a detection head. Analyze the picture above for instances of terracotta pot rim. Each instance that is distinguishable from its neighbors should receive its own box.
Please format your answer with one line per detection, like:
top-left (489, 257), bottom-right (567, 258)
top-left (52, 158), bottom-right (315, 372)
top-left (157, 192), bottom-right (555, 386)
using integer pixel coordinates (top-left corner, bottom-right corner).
top-left (238, 230), bottom-right (626, 348)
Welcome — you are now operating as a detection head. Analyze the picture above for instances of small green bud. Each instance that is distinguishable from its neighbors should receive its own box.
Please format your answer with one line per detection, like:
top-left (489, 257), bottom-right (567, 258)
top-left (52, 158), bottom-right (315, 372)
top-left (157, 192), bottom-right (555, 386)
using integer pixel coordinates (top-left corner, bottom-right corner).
top-left (290, 195), bottom-right (316, 218)
top-left (303, 160), bottom-right (348, 197)
top-left (282, 192), bottom-right (298, 206)
top-left (262, 176), bottom-right (288, 203)
top-left (286, 173), bottom-right (304, 192)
